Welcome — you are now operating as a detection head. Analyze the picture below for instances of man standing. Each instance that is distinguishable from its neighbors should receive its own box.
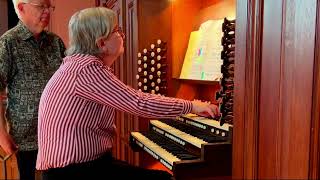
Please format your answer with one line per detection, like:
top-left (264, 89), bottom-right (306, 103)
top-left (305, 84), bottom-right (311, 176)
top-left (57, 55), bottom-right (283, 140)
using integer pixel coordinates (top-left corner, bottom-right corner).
top-left (0, 0), bottom-right (65, 179)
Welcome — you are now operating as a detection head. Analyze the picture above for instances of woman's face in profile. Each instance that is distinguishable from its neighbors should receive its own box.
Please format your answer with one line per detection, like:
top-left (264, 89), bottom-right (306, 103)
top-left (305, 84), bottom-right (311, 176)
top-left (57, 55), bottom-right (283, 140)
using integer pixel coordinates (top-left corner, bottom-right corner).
top-left (105, 25), bottom-right (125, 58)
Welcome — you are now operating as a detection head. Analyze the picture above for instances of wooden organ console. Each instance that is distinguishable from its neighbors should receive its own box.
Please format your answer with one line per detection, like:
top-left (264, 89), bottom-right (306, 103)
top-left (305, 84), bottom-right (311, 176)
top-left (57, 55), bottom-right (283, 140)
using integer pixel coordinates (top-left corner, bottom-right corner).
top-left (130, 115), bottom-right (232, 180)
top-left (130, 17), bottom-right (236, 180)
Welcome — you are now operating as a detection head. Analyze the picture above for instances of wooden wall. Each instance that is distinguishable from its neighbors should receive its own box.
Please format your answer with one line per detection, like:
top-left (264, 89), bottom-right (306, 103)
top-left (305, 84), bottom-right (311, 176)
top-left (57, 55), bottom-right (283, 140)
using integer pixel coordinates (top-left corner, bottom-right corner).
top-left (1, 0), bottom-right (319, 179)
top-left (234, 0), bottom-right (319, 179)
top-left (50, 0), bottom-right (96, 45)
top-left (0, 149), bottom-right (18, 180)
top-left (260, 0), bottom-right (316, 178)
top-left (0, 0), bottom-right (8, 36)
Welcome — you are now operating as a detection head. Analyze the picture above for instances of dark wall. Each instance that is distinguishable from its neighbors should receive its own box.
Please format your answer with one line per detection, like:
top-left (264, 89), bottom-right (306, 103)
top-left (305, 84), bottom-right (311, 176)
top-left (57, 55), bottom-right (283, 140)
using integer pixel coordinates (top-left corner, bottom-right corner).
top-left (7, 0), bottom-right (18, 28)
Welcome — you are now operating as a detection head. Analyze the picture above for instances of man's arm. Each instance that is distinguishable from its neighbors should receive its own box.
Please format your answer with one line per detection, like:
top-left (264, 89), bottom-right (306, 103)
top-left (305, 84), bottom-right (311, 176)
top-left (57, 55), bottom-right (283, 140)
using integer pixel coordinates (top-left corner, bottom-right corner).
top-left (0, 38), bottom-right (17, 155)
top-left (0, 90), bottom-right (6, 130)
top-left (0, 89), bottom-right (17, 155)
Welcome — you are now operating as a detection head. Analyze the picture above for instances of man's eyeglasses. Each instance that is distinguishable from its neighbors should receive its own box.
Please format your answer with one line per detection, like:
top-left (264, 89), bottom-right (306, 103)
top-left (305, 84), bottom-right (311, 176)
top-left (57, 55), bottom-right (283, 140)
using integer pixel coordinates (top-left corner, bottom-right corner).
top-left (23, 2), bottom-right (55, 12)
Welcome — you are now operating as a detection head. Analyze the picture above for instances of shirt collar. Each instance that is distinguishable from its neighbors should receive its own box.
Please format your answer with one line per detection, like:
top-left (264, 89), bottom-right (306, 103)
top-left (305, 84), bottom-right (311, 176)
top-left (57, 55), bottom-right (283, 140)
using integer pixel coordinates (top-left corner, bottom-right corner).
top-left (67, 54), bottom-right (115, 73)
top-left (16, 21), bottom-right (48, 41)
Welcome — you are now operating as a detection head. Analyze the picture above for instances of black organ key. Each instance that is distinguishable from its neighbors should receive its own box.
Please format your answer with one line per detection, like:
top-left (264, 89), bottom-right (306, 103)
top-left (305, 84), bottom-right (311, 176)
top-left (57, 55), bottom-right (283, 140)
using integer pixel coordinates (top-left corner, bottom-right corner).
top-left (142, 131), bottom-right (198, 160)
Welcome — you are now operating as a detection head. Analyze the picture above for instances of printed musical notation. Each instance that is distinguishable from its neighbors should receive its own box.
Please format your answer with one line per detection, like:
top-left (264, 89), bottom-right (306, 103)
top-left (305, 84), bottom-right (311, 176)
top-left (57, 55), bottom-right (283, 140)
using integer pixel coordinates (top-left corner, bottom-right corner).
top-left (180, 19), bottom-right (224, 81)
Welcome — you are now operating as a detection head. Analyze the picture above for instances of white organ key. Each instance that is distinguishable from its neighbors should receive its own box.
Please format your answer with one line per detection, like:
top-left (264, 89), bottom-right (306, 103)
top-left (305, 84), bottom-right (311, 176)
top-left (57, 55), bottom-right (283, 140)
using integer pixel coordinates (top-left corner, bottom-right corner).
top-left (150, 120), bottom-right (207, 148)
top-left (131, 132), bottom-right (180, 166)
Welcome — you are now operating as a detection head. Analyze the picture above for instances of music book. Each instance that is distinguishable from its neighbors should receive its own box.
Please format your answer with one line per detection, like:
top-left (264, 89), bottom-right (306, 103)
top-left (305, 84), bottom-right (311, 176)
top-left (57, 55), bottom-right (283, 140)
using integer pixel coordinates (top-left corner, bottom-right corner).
top-left (180, 19), bottom-right (224, 81)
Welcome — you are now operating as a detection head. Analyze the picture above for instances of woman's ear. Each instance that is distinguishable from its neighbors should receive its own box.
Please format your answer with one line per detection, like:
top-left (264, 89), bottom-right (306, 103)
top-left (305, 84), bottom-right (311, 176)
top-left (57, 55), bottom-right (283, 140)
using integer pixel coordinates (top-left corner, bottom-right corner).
top-left (96, 37), bottom-right (105, 49)
top-left (96, 37), bottom-right (110, 55)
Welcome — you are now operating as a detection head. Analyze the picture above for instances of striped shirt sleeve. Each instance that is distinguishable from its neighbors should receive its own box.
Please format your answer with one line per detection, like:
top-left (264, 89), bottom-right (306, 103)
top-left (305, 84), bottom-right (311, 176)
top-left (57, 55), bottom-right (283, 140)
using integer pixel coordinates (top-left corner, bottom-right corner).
top-left (75, 62), bottom-right (192, 118)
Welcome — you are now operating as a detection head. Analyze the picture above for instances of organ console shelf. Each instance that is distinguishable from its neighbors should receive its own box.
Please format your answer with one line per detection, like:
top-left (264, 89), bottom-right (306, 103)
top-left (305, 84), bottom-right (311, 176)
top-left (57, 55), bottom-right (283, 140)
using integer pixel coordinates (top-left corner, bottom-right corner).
top-left (174, 78), bottom-right (220, 85)
top-left (130, 114), bottom-right (232, 180)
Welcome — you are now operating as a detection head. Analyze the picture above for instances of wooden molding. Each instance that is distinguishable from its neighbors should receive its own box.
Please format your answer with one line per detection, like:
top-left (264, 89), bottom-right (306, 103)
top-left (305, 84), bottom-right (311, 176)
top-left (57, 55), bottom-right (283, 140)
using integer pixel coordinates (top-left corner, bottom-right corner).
top-left (233, 0), bottom-right (263, 179)
top-left (106, 0), bottom-right (118, 8)
top-left (95, 0), bottom-right (100, 6)
top-left (309, 0), bottom-right (320, 178)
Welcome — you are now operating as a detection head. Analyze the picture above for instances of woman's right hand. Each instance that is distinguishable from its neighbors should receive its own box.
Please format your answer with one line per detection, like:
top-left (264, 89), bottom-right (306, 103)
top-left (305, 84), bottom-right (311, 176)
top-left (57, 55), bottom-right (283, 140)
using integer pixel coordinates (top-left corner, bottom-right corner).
top-left (191, 100), bottom-right (220, 118)
top-left (0, 129), bottom-right (18, 155)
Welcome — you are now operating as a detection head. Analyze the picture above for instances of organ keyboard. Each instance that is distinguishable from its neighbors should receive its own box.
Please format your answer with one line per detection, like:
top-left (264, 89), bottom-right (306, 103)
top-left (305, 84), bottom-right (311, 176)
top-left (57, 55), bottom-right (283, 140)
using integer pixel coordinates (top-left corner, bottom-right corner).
top-left (130, 114), bottom-right (232, 180)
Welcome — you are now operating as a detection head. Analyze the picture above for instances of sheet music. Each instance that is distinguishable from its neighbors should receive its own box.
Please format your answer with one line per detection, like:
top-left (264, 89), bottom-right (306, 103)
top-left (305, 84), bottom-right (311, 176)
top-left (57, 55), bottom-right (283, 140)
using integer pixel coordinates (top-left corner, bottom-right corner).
top-left (180, 20), bottom-right (224, 81)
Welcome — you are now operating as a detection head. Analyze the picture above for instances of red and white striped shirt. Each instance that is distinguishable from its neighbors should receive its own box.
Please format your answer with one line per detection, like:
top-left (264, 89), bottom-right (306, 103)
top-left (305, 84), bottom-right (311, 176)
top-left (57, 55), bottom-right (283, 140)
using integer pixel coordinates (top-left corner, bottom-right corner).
top-left (36, 54), bottom-right (192, 170)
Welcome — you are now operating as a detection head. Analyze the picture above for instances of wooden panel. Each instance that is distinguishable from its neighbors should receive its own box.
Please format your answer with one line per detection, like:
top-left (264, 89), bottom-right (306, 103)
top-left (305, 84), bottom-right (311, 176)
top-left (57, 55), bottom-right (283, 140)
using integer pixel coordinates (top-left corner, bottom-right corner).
top-left (0, 0), bottom-right (8, 36)
top-left (105, 0), bottom-right (126, 161)
top-left (0, 149), bottom-right (18, 180)
top-left (233, 0), bottom-right (246, 178)
top-left (260, 0), bottom-right (316, 178)
top-left (233, 0), bottom-right (262, 179)
top-left (137, 0), bottom-right (172, 53)
top-left (137, 0), bottom-right (173, 96)
top-left (309, 1), bottom-right (320, 178)
top-left (50, 0), bottom-right (96, 44)
top-left (201, 0), bottom-right (222, 8)
top-left (125, 0), bottom-right (139, 165)
top-left (171, 0), bottom-right (201, 79)
top-left (193, 0), bottom-right (236, 30)
top-left (126, 0), bottom-right (138, 88)
top-left (278, 0), bottom-right (316, 178)
top-left (259, 0), bottom-right (283, 178)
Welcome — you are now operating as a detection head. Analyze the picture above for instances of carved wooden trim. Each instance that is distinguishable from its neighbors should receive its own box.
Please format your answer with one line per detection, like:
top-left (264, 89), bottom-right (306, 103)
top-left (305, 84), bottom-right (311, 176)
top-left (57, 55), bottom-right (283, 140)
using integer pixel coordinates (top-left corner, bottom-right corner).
top-left (95, 0), bottom-right (100, 6)
top-left (309, 0), bottom-right (320, 178)
top-left (233, 0), bottom-right (263, 179)
top-left (106, 0), bottom-right (118, 8)
top-left (126, 0), bottom-right (137, 89)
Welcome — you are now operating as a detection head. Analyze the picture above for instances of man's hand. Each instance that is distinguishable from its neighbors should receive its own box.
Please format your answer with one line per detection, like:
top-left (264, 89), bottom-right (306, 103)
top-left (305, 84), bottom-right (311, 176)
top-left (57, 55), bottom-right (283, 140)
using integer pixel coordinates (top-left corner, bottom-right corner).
top-left (0, 129), bottom-right (18, 155)
top-left (191, 100), bottom-right (219, 118)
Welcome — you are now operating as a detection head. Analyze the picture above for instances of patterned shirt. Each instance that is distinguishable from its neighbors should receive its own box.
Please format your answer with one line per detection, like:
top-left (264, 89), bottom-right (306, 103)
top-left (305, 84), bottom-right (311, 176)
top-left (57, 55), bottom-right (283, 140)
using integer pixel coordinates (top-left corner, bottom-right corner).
top-left (36, 54), bottom-right (192, 170)
top-left (0, 21), bottom-right (65, 151)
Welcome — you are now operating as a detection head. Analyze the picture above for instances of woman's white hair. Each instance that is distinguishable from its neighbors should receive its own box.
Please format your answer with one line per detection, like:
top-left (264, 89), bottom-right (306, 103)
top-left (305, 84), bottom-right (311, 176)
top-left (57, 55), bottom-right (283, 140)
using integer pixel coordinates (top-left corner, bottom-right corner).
top-left (12, 0), bottom-right (29, 18)
top-left (66, 7), bottom-right (116, 57)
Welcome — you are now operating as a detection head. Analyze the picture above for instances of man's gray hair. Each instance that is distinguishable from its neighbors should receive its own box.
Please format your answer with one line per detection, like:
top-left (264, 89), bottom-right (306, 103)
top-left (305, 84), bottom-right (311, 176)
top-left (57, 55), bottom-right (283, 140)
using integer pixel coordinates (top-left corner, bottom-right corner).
top-left (66, 7), bottom-right (116, 57)
top-left (12, 0), bottom-right (29, 18)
